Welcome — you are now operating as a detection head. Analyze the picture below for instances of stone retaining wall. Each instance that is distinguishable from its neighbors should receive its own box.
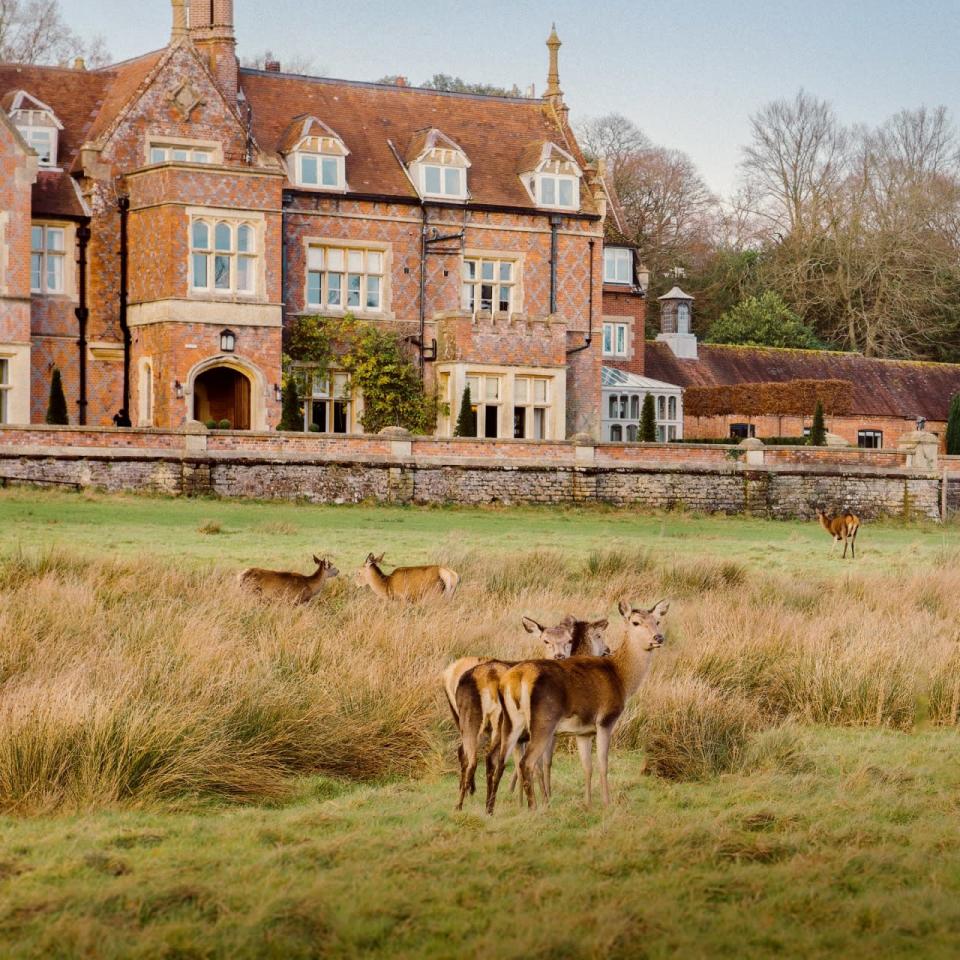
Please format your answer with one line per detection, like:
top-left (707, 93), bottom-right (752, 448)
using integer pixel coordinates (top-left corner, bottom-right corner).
top-left (0, 428), bottom-right (944, 521)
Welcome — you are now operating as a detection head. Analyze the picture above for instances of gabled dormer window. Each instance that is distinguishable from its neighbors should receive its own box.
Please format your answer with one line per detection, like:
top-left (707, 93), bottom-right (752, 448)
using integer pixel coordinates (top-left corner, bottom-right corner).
top-left (520, 142), bottom-right (582, 212)
top-left (8, 91), bottom-right (63, 167)
top-left (407, 130), bottom-right (470, 202)
top-left (281, 118), bottom-right (349, 192)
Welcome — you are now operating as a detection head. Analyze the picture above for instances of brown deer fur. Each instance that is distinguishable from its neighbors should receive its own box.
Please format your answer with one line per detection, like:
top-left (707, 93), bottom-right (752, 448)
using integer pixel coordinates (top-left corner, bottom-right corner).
top-left (817, 510), bottom-right (860, 559)
top-left (355, 553), bottom-right (460, 601)
top-left (238, 555), bottom-right (339, 604)
top-left (488, 600), bottom-right (669, 813)
top-left (450, 617), bottom-right (610, 811)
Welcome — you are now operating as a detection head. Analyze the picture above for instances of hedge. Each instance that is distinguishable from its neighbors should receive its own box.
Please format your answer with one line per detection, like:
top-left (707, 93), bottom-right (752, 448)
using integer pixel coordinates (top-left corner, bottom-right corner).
top-left (684, 379), bottom-right (853, 418)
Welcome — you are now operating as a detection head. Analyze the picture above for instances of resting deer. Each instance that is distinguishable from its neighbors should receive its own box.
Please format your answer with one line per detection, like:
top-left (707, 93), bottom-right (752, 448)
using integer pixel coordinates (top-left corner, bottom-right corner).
top-left (488, 599), bottom-right (669, 814)
top-left (446, 616), bottom-right (610, 811)
top-left (817, 510), bottom-right (860, 559)
top-left (238, 555), bottom-right (339, 604)
top-left (355, 553), bottom-right (460, 601)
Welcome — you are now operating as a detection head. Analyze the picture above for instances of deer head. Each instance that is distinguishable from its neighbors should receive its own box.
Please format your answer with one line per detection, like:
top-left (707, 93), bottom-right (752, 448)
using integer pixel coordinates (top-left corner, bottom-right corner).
top-left (617, 599), bottom-right (669, 652)
top-left (581, 618), bottom-right (611, 656)
top-left (354, 553), bottom-right (385, 587)
top-left (522, 616), bottom-right (577, 659)
top-left (313, 556), bottom-right (339, 580)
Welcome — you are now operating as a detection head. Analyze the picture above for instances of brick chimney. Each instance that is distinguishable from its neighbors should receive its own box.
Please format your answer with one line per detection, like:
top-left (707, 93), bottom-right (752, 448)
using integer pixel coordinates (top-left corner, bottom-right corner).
top-left (265, 59), bottom-right (281, 73)
top-left (188, 0), bottom-right (238, 107)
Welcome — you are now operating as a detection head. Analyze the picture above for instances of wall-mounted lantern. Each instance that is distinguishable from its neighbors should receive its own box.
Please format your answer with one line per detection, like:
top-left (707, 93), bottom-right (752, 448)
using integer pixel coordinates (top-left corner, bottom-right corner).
top-left (274, 383), bottom-right (282, 402)
top-left (174, 380), bottom-right (184, 399)
top-left (220, 329), bottom-right (237, 353)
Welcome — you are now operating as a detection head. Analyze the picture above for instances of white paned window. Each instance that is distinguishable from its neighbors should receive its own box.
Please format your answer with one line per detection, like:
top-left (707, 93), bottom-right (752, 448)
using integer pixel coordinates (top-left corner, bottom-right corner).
top-left (513, 376), bottom-right (550, 440)
top-left (307, 245), bottom-right (385, 313)
top-left (423, 164), bottom-right (464, 198)
top-left (13, 108), bottom-right (59, 166)
top-left (191, 219), bottom-right (258, 295)
top-left (298, 153), bottom-right (343, 189)
top-left (30, 225), bottom-right (65, 294)
top-left (465, 374), bottom-right (502, 438)
top-left (462, 258), bottom-right (515, 314)
top-left (150, 144), bottom-right (214, 164)
top-left (602, 322), bottom-right (629, 358)
top-left (604, 248), bottom-right (632, 284)
top-left (537, 174), bottom-right (579, 210)
top-left (677, 302), bottom-right (691, 334)
top-left (303, 371), bottom-right (351, 433)
top-left (0, 358), bottom-right (8, 424)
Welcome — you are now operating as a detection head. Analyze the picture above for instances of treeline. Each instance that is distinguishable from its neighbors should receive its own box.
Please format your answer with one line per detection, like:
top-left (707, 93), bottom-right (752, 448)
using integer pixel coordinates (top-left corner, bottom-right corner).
top-left (579, 92), bottom-right (960, 361)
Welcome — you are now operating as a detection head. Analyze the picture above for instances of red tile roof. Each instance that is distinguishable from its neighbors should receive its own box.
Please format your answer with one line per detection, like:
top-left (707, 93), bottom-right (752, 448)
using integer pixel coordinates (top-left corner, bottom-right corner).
top-left (240, 70), bottom-right (598, 212)
top-left (645, 341), bottom-right (960, 421)
top-left (32, 171), bottom-right (86, 218)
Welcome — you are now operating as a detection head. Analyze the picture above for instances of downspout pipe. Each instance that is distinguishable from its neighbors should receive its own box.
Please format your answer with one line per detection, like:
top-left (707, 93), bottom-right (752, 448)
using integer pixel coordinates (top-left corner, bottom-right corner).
top-left (566, 238), bottom-right (595, 356)
top-left (549, 214), bottom-right (561, 315)
top-left (118, 195), bottom-right (131, 418)
top-left (419, 203), bottom-right (428, 378)
top-left (74, 222), bottom-right (91, 424)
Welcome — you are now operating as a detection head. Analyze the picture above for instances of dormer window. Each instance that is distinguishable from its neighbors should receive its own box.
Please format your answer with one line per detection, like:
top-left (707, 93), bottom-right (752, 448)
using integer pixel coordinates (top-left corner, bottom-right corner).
top-left (407, 130), bottom-right (470, 202)
top-left (281, 118), bottom-right (350, 192)
top-left (519, 142), bottom-right (582, 212)
top-left (8, 92), bottom-right (63, 167)
top-left (604, 248), bottom-right (633, 285)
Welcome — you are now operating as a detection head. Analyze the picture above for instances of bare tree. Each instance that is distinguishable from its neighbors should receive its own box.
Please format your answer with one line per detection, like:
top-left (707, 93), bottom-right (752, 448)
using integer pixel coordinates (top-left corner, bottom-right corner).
top-left (741, 89), bottom-right (849, 237)
top-left (0, 0), bottom-right (109, 66)
top-left (577, 113), bottom-right (650, 200)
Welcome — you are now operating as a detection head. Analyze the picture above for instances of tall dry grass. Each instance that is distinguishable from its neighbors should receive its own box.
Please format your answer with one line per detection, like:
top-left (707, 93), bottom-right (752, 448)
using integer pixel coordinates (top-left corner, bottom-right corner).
top-left (1, 546), bottom-right (958, 812)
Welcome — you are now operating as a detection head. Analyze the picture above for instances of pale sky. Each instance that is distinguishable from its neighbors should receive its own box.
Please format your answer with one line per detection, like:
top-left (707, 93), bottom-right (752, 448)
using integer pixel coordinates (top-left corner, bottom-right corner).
top-left (61, 0), bottom-right (960, 198)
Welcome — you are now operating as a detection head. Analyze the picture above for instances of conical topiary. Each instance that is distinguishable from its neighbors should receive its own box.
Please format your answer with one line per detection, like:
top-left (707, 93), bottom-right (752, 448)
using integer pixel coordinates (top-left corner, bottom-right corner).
top-left (946, 393), bottom-right (960, 455)
top-left (640, 393), bottom-right (657, 442)
top-left (278, 377), bottom-right (302, 431)
top-left (453, 385), bottom-right (477, 438)
top-left (45, 367), bottom-right (68, 425)
top-left (809, 399), bottom-right (827, 446)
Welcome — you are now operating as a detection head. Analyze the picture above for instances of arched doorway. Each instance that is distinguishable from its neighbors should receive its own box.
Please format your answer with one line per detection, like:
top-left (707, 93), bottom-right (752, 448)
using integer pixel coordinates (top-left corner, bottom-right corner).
top-left (193, 365), bottom-right (252, 430)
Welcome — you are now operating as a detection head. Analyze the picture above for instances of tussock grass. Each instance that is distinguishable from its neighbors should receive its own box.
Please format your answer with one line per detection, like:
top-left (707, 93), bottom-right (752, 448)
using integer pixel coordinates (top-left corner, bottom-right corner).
top-left (2, 545), bottom-right (959, 811)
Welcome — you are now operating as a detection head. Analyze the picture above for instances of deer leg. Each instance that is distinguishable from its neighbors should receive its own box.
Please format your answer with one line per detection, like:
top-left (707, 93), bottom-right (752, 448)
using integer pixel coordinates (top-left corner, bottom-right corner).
top-left (519, 731), bottom-right (551, 812)
top-left (487, 709), bottom-right (525, 815)
top-left (596, 724), bottom-right (614, 806)
top-left (537, 732), bottom-right (556, 804)
top-left (483, 708), bottom-right (502, 803)
top-left (851, 531), bottom-right (857, 559)
top-left (457, 727), bottom-right (479, 811)
top-left (842, 534), bottom-right (849, 559)
top-left (576, 735), bottom-right (594, 807)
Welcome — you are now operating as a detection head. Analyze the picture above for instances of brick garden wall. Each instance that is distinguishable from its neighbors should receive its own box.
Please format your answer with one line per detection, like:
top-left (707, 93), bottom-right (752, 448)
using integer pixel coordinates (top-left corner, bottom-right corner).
top-left (0, 425), bottom-right (943, 521)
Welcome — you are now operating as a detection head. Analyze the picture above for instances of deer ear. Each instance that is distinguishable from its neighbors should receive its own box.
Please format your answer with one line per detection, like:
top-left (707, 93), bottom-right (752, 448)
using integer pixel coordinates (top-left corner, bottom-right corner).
top-left (650, 599), bottom-right (670, 620)
top-left (618, 600), bottom-right (632, 619)
top-left (595, 619), bottom-right (609, 631)
top-left (522, 616), bottom-right (543, 636)
top-left (375, 553), bottom-right (385, 564)
top-left (313, 555), bottom-right (322, 566)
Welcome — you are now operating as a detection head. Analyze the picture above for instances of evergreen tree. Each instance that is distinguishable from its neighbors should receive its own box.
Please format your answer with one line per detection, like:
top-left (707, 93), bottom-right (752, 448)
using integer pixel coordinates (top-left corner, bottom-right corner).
top-left (453, 385), bottom-right (477, 438)
top-left (809, 399), bottom-right (827, 446)
top-left (45, 367), bottom-right (68, 425)
top-left (278, 377), bottom-right (302, 431)
top-left (640, 393), bottom-right (657, 442)
top-left (947, 394), bottom-right (960, 455)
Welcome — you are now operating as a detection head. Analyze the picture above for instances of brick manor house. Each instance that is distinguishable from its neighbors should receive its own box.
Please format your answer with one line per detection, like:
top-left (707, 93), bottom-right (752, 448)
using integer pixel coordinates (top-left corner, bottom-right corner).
top-left (1, 0), bottom-right (657, 439)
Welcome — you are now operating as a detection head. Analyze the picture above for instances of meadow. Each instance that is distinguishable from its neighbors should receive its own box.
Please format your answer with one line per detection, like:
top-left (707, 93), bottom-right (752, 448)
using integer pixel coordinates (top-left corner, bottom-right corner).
top-left (1, 488), bottom-right (960, 959)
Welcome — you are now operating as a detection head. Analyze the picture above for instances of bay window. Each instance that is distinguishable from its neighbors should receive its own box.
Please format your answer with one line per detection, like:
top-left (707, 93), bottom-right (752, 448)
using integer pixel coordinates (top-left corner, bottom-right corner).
top-left (465, 375), bottom-right (501, 438)
top-left (30, 225), bottom-right (65, 294)
top-left (191, 220), bottom-right (257, 295)
top-left (462, 258), bottom-right (516, 314)
top-left (513, 377), bottom-right (550, 440)
top-left (307, 245), bottom-right (385, 313)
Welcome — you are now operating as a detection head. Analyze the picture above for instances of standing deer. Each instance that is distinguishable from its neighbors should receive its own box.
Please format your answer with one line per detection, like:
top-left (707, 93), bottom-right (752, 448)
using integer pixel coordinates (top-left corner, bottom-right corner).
top-left (355, 553), bottom-right (460, 601)
top-left (817, 510), bottom-right (860, 559)
top-left (488, 599), bottom-right (669, 814)
top-left (238, 555), bottom-right (339, 604)
top-left (447, 616), bottom-right (610, 811)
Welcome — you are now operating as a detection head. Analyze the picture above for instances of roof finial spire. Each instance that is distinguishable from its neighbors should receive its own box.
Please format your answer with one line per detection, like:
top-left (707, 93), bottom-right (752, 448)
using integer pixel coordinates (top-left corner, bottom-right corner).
top-left (545, 23), bottom-right (563, 102)
top-left (171, 0), bottom-right (188, 41)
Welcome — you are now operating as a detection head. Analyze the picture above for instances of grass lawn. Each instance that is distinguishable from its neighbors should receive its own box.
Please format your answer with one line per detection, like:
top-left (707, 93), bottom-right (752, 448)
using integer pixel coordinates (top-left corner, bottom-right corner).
top-left (3, 730), bottom-right (960, 960)
top-left (2, 488), bottom-right (960, 959)
top-left (0, 487), bottom-right (952, 575)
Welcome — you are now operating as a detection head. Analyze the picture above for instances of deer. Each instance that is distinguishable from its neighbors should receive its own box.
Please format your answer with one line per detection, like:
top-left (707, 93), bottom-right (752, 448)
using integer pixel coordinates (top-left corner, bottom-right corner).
top-left (817, 509), bottom-right (860, 559)
top-left (487, 599), bottom-right (670, 814)
top-left (446, 616), bottom-right (610, 811)
top-left (355, 553), bottom-right (460, 601)
top-left (238, 555), bottom-right (339, 604)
